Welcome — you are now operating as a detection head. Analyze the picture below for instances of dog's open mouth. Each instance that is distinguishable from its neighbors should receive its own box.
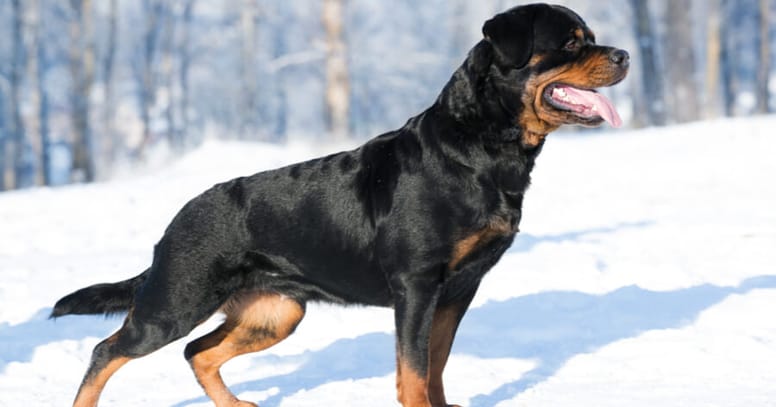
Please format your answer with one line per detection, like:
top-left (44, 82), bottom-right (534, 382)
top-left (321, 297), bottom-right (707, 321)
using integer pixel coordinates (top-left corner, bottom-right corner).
top-left (543, 84), bottom-right (622, 127)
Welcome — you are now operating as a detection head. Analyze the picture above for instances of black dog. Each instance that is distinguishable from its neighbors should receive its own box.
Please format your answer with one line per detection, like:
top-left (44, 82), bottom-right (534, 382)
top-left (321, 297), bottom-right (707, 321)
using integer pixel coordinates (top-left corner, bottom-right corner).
top-left (52, 4), bottom-right (628, 406)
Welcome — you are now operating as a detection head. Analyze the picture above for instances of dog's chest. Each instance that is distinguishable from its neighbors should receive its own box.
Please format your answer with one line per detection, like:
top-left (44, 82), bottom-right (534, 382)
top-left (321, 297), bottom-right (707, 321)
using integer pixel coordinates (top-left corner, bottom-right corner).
top-left (449, 212), bottom-right (518, 268)
top-left (441, 165), bottom-right (530, 292)
top-left (440, 216), bottom-right (517, 303)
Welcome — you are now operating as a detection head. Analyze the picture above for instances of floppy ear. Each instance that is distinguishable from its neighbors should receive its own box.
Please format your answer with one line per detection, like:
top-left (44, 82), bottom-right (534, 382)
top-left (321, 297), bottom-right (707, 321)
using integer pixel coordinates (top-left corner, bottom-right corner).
top-left (482, 7), bottom-right (535, 68)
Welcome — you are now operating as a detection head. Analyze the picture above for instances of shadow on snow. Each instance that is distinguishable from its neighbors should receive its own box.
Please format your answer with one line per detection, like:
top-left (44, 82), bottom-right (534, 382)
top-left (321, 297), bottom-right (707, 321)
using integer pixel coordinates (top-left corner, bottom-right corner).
top-left (2, 221), bottom-right (774, 406)
top-left (0, 310), bottom-right (119, 370)
top-left (167, 274), bottom-right (776, 407)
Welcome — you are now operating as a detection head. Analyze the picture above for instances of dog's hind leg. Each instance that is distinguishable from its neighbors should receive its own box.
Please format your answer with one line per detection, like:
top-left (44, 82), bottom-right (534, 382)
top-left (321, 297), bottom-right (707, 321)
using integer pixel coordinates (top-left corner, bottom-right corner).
top-left (72, 304), bottom-right (213, 407)
top-left (72, 259), bottom-right (234, 406)
top-left (184, 292), bottom-right (306, 407)
top-left (72, 330), bottom-right (131, 407)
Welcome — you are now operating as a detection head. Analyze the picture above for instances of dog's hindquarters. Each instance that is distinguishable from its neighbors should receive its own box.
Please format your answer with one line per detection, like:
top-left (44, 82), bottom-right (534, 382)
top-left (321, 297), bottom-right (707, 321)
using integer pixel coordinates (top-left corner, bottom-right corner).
top-left (68, 187), bottom-right (259, 407)
top-left (71, 237), bottom-right (238, 406)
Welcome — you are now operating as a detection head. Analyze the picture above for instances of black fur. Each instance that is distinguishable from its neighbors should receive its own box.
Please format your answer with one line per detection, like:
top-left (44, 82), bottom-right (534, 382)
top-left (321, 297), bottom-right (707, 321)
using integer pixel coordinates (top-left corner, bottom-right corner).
top-left (53, 4), bottom-right (628, 406)
top-left (50, 269), bottom-right (149, 318)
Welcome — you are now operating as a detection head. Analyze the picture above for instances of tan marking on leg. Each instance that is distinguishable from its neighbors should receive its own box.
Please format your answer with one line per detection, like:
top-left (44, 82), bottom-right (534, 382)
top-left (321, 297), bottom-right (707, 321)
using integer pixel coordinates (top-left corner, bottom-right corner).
top-left (428, 306), bottom-right (459, 407)
top-left (73, 356), bottom-right (130, 407)
top-left (188, 292), bottom-right (304, 407)
top-left (396, 358), bottom-right (430, 407)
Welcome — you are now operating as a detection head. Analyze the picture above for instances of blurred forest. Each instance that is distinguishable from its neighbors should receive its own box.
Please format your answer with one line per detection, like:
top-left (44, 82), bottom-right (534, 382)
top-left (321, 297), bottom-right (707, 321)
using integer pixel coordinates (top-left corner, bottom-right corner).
top-left (0, 0), bottom-right (772, 190)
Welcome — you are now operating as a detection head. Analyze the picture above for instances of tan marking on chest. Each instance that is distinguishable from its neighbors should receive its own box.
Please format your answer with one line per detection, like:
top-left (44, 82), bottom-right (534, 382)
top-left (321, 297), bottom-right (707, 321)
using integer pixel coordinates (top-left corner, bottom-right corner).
top-left (449, 218), bottom-right (515, 270)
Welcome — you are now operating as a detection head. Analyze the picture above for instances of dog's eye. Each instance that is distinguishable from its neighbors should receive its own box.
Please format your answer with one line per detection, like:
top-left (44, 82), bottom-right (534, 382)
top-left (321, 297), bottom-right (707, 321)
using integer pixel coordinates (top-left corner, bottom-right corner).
top-left (564, 38), bottom-right (580, 51)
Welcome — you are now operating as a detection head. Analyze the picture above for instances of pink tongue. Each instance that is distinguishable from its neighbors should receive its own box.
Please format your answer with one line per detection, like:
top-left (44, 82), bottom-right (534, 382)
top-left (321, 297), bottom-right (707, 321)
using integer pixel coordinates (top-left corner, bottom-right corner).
top-left (562, 86), bottom-right (622, 127)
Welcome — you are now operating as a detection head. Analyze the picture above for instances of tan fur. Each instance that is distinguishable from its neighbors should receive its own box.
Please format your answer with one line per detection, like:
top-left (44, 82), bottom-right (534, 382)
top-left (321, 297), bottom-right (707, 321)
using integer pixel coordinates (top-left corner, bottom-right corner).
top-left (428, 306), bottom-right (462, 407)
top-left (450, 217), bottom-right (515, 270)
top-left (73, 356), bottom-right (130, 407)
top-left (188, 292), bottom-right (305, 407)
top-left (518, 50), bottom-right (619, 147)
top-left (396, 358), bottom-right (430, 407)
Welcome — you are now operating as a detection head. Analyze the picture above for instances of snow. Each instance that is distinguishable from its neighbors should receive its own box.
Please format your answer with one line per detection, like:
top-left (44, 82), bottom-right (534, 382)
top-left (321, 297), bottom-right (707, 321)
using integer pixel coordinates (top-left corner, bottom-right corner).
top-left (1, 116), bottom-right (776, 406)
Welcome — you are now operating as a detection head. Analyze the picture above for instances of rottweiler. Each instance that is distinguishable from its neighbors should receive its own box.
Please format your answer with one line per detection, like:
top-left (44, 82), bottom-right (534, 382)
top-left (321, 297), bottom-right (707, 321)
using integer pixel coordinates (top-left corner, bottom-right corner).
top-left (52, 3), bottom-right (628, 406)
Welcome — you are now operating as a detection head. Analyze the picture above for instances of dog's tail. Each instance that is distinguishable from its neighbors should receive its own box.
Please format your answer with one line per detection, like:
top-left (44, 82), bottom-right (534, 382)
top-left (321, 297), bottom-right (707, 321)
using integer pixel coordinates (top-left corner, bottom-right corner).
top-left (50, 268), bottom-right (150, 318)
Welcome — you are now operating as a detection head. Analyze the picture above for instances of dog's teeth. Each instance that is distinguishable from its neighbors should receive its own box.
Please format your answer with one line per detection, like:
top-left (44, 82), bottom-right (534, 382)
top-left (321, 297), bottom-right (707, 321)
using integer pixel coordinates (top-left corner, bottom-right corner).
top-left (553, 88), bottom-right (572, 104)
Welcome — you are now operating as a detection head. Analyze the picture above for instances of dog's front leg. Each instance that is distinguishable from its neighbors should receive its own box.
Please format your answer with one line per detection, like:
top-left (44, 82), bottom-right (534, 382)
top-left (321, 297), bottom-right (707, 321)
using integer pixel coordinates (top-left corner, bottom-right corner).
top-left (392, 274), bottom-right (442, 407)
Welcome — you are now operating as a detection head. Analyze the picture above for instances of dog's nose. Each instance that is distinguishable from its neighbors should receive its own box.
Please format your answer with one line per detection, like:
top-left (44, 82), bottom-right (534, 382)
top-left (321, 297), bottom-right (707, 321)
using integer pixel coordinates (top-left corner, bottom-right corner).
top-left (609, 49), bottom-right (630, 67)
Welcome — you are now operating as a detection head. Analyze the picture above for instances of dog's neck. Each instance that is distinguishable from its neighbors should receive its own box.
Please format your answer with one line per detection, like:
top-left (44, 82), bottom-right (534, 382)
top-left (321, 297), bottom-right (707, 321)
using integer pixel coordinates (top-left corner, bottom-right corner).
top-left (435, 41), bottom-right (509, 130)
top-left (434, 40), bottom-right (547, 150)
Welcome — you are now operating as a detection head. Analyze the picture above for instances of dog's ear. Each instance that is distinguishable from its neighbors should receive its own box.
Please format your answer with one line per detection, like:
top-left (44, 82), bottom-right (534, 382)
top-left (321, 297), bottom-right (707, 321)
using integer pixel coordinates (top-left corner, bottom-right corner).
top-left (482, 7), bottom-right (536, 69)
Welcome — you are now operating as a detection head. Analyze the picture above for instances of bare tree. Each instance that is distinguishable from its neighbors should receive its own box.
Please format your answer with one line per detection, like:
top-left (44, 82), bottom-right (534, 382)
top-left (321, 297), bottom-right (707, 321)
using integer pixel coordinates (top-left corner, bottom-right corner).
top-left (0, 81), bottom-right (7, 191)
top-left (0, 3), bottom-right (10, 189)
top-left (136, 0), bottom-right (163, 157)
top-left (101, 0), bottom-right (119, 165)
top-left (322, 0), bottom-right (350, 140)
top-left (178, 0), bottom-right (197, 148)
top-left (239, 0), bottom-right (259, 140)
top-left (69, 0), bottom-right (96, 182)
top-left (179, 0), bottom-right (196, 147)
top-left (756, 0), bottom-right (771, 113)
top-left (629, 0), bottom-right (666, 126)
top-left (665, 0), bottom-right (700, 123)
top-left (10, 0), bottom-right (31, 188)
top-left (25, 0), bottom-right (40, 185)
top-left (720, 0), bottom-right (737, 117)
top-left (36, 1), bottom-right (51, 186)
top-left (26, 0), bottom-right (50, 186)
top-left (160, 2), bottom-right (177, 149)
top-left (704, 0), bottom-right (722, 119)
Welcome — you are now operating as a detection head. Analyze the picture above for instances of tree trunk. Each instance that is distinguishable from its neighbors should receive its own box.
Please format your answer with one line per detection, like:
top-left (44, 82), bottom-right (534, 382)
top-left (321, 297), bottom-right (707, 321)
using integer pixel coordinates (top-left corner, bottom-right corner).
top-left (240, 0), bottom-right (259, 140)
top-left (102, 0), bottom-right (118, 164)
top-left (38, 43), bottom-right (51, 187)
top-left (720, 0), bottom-right (737, 117)
top-left (10, 0), bottom-right (22, 188)
top-left (69, 0), bottom-right (96, 183)
top-left (756, 0), bottom-right (771, 114)
top-left (137, 0), bottom-right (162, 157)
top-left (11, 0), bottom-right (31, 188)
top-left (26, 0), bottom-right (51, 186)
top-left (179, 0), bottom-right (196, 148)
top-left (271, 25), bottom-right (288, 142)
top-left (665, 0), bottom-right (700, 123)
top-left (629, 0), bottom-right (666, 126)
top-left (322, 0), bottom-right (350, 141)
top-left (160, 3), bottom-right (177, 149)
top-left (0, 87), bottom-right (7, 191)
top-left (704, 0), bottom-right (722, 119)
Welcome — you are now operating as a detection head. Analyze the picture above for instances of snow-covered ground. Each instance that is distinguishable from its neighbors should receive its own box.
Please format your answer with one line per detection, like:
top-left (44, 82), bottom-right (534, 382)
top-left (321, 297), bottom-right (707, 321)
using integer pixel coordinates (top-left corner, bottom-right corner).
top-left (1, 117), bottom-right (775, 406)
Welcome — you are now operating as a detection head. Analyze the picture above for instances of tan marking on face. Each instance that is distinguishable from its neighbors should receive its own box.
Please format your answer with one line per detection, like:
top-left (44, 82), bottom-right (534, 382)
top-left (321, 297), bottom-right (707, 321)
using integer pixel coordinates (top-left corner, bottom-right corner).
top-left (518, 49), bottom-right (622, 146)
top-left (527, 54), bottom-right (545, 66)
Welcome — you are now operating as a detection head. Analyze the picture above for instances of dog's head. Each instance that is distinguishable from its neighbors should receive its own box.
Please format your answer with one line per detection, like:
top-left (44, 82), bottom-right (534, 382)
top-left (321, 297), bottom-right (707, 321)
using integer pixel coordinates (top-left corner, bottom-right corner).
top-left (480, 4), bottom-right (629, 144)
